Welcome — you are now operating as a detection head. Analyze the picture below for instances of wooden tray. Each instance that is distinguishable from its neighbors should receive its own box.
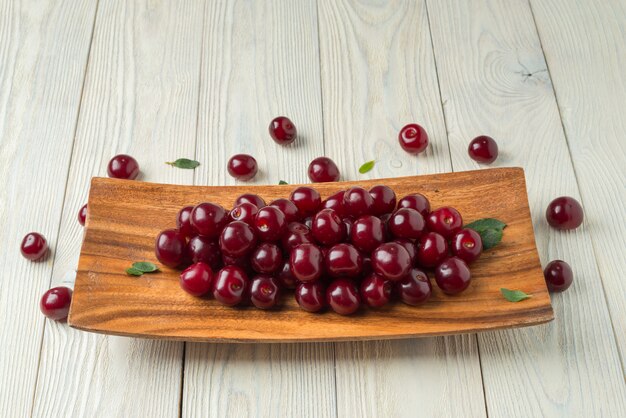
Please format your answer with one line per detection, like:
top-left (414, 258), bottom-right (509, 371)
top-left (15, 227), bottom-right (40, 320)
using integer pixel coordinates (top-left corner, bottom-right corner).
top-left (69, 168), bottom-right (553, 342)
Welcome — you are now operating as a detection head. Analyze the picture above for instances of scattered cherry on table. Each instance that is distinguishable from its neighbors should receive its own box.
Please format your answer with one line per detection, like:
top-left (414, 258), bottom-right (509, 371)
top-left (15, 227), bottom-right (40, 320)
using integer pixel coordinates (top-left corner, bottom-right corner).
top-left (107, 154), bottom-right (140, 180)
top-left (20, 232), bottom-right (48, 261)
top-left (543, 260), bottom-right (573, 292)
top-left (308, 156), bottom-right (340, 183)
top-left (78, 204), bottom-right (88, 226)
top-left (468, 135), bottom-right (499, 164)
top-left (268, 116), bottom-right (297, 145)
top-left (398, 123), bottom-right (429, 154)
top-left (227, 154), bottom-right (258, 181)
top-left (546, 196), bottom-right (584, 230)
top-left (40, 286), bottom-right (72, 321)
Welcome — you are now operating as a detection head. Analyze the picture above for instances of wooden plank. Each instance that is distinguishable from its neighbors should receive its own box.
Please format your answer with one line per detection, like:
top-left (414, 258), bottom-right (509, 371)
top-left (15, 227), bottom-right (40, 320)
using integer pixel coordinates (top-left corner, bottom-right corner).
top-left (317, 0), bottom-right (487, 416)
top-left (530, 0), bottom-right (626, 370)
top-left (427, 0), bottom-right (626, 416)
top-left (182, 0), bottom-right (334, 416)
top-left (0, 0), bottom-right (97, 415)
top-left (31, 1), bottom-right (204, 416)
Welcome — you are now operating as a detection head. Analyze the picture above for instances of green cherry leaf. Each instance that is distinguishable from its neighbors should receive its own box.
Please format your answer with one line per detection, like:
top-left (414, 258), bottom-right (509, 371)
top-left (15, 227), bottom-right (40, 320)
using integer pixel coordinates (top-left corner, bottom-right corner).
top-left (166, 158), bottom-right (200, 169)
top-left (132, 261), bottom-right (159, 273)
top-left (465, 218), bottom-right (507, 232)
top-left (480, 228), bottom-right (503, 250)
top-left (501, 288), bottom-right (532, 302)
top-left (278, 180), bottom-right (288, 185)
top-left (126, 267), bottom-right (144, 276)
top-left (359, 160), bottom-right (375, 174)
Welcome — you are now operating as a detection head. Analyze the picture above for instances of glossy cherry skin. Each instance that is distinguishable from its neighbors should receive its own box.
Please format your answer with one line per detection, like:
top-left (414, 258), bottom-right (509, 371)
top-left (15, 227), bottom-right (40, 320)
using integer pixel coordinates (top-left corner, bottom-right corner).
top-left (468, 135), bottom-right (498, 164)
top-left (250, 242), bottom-right (282, 274)
top-left (20, 232), bottom-right (48, 261)
top-left (371, 242), bottom-right (411, 281)
top-left (426, 207), bottom-right (463, 238)
top-left (221, 254), bottom-right (253, 274)
top-left (393, 238), bottom-right (417, 265)
top-left (350, 215), bottom-right (385, 253)
top-left (416, 232), bottom-right (449, 268)
top-left (254, 206), bottom-right (287, 242)
top-left (187, 235), bottom-right (222, 270)
top-left (308, 157), bottom-right (340, 183)
top-left (326, 279), bottom-right (361, 315)
top-left (227, 154), bottom-right (258, 181)
top-left (269, 198), bottom-right (300, 222)
top-left (325, 243), bottom-right (363, 278)
top-left (78, 204), bottom-right (88, 226)
top-left (389, 208), bottom-right (425, 240)
top-left (312, 208), bottom-right (344, 246)
top-left (281, 222), bottom-right (314, 252)
top-left (40, 287), bottom-right (72, 321)
top-left (289, 187), bottom-right (320, 217)
top-left (250, 275), bottom-right (280, 309)
top-left (452, 228), bottom-right (483, 264)
top-left (229, 202), bottom-right (259, 226)
top-left (107, 154), bottom-right (140, 180)
top-left (269, 116), bottom-right (297, 145)
top-left (276, 259), bottom-right (298, 289)
top-left (234, 193), bottom-right (266, 209)
top-left (399, 123), bottom-right (429, 154)
top-left (396, 268), bottom-right (432, 305)
top-left (360, 273), bottom-right (392, 308)
top-left (179, 262), bottom-right (214, 296)
top-left (361, 255), bottom-right (373, 276)
top-left (322, 190), bottom-right (346, 217)
top-left (369, 185), bottom-right (396, 215)
top-left (191, 203), bottom-right (228, 239)
top-left (343, 186), bottom-right (374, 218)
top-left (342, 218), bottom-right (354, 240)
top-left (289, 243), bottom-right (323, 282)
top-left (155, 229), bottom-right (187, 268)
top-left (213, 266), bottom-right (248, 306)
top-left (295, 281), bottom-right (326, 312)
top-left (397, 193), bottom-right (430, 217)
top-left (543, 260), bottom-right (573, 292)
top-left (435, 257), bottom-right (471, 295)
top-left (174, 206), bottom-right (194, 239)
top-left (546, 196), bottom-right (584, 230)
top-left (219, 221), bottom-right (257, 257)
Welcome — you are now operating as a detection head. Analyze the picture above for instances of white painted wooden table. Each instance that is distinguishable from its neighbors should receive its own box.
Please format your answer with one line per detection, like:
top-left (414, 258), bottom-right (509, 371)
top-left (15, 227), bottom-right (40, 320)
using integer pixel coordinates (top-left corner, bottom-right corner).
top-left (1, 0), bottom-right (624, 416)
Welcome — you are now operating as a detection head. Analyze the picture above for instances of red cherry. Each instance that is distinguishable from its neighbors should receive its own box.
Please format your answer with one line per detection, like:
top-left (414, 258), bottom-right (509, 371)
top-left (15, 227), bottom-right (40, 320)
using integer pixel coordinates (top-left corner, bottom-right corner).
top-left (308, 157), bottom-right (340, 182)
top-left (290, 187), bottom-right (321, 217)
top-left (187, 235), bottom-right (222, 270)
top-left (269, 198), bottom-right (300, 222)
top-left (416, 232), bottom-right (449, 268)
top-left (295, 281), bottom-right (326, 312)
top-left (435, 257), bottom-right (471, 295)
top-left (360, 273), bottom-right (392, 308)
top-left (107, 154), bottom-right (140, 180)
top-left (396, 268), bottom-right (432, 305)
top-left (398, 124), bottom-right (428, 154)
top-left (326, 279), bottom-right (361, 315)
top-left (311, 208), bottom-right (345, 246)
top-left (219, 221), bottom-right (257, 257)
top-left (397, 193), bottom-right (430, 217)
top-left (20, 232), bottom-right (48, 261)
top-left (78, 204), bottom-right (88, 226)
top-left (322, 190), bottom-right (346, 217)
top-left (468, 135), bottom-right (498, 164)
top-left (254, 206), bottom-right (287, 242)
top-left (227, 154), bottom-right (258, 181)
top-left (155, 229), bottom-right (186, 268)
top-left (213, 266), bottom-right (248, 306)
top-left (369, 185), bottom-right (396, 215)
top-left (179, 262), bottom-right (214, 296)
top-left (190, 203), bottom-right (228, 239)
top-left (289, 243), bottom-right (323, 282)
top-left (426, 207), bottom-right (463, 238)
top-left (229, 202), bottom-right (259, 226)
top-left (451, 228), bottom-right (483, 264)
top-left (544, 260), bottom-right (573, 292)
top-left (546, 196), bottom-right (584, 230)
top-left (234, 193), bottom-right (266, 208)
top-left (350, 215), bottom-right (385, 253)
top-left (250, 275), bottom-right (280, 309)
top-left (40, 287), bottom-right (72, 321)
top-left (325, 243), bottom-right (363, 278)
top-left (276, 259), bottom-right (298, 290)
top-left (389, 208), bottom-right (425, 240)
top-left (371, 242), bottom-right (411, 281)
top-left (250, 242), bottom-right (282, 274)
top-left (269, 116), bottom-right (297, 145)
top-left (343, 186), bottom-right (374, 218)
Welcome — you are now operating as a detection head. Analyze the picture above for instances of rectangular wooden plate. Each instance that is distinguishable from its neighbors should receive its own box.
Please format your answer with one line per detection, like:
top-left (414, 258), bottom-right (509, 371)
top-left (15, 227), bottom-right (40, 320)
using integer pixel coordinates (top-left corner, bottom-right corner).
top-left (69, 167), bottom-right (553, 342)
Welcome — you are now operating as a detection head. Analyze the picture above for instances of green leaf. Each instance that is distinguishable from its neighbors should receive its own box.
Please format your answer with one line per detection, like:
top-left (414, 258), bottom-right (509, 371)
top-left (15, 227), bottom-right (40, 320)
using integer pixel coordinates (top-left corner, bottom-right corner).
top-left (465, 218), bottom-right (507, 232)
top-left (359, 160), bottom-right (375, 174)
top-left (480, 228), bottom-right (503, 250)
top-left (501, 288), bottom-right (532, 302)
top-left (278, 180), bottom-right (288, 185)
top-left (126, 267), bottom-right (144, 276)
top-left (166, 158), bottom-right (200, 169)
top-left (132, 261), bottom-right (159, 273)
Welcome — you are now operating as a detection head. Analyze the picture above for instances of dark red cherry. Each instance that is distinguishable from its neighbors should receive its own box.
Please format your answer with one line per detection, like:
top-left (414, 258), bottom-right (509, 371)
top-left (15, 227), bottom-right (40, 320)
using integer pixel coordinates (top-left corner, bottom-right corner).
top-left (227, 154), bottom-right (258, 181)
top-left (468, 135), bottom-right (498, 164)
top-left (416, 232), bottom-right (449, 268)
top-left (250, 275), bottom-right (280, 309)
top-left (269, 116), bottom-right (297, 145)
top-left (254, 206), bottom-right (287, 242)
top-left (281, 222), bottom-right (314, 252)
top-left (325, 243), bottom-right (363, 278)
top-left (40, 287), bottom-right (72, 321)
top-left (396, 268), bottom-right (432, 305)
top-left (289, 243), bottom-right (323, 282)
top-left (155, 229), bottom-right (186, 268)
top-left (250, 242), bottom-right (282, 274)
top-left (308, 157), bottom-right (340, 182)
top-left (107, 154), bottom-right (140, 180)
top-left (398, 123), bottom-right (429, 154)
top-left (179, 262), bottom-right (214, 297)
top-left (397, 193), bottom-right (430, 217)
top-left (213, 266), bottom-right (248, 306)
top-left (435, 257), bottom-right (471, 295)
top-left (176, 206), bottom-right (195, 239)
top-left (389, 208), bottom-right (425, 240)
top-left (342, 217), bottom-right (354, 240)
top-left (295, 281), bottom-right (326, 312)
top-left (219, 221), bottom-right (257, 257)
top-left (229, 202), bottom-right (259, 226)
top-left (234, 193), bottom-right (266, 209)
top-left (312, 208), bottom-right (344, 246)
top-left (326, 279), bottom-right (361, 315)
top-left (452, 228), bottom-right (483, 264)
top-left (546, 196), bottom-right (584, 230)
top-left (187, 235), bottom-right (222, 270)
top-left (393, 238), bottom-right (417, 265)
top-left (426, 207), bottom-right (463, 238)
top-left (276, 259), bottom-right (297, 289)
top-left (369, 185), bottom-right (396, 215)
top-left (360, 273), bottom-right (392, 308)
top-left (544, 260), bottom-right (573, 292)
top-left (20, 232), bottom-right (48, 261)
top-left (191, 202), bottom-right (228, 239)
top-left (78, 204), bottom-right (88, 226)
top-left (322, 190), bottom-right (346, 217)
top-left (269, 198), bottom-right (300, 222)
top-left (371, 242), bottom-right (411, 281)
top-left (343, 186), bottom-right (374, 218)
top-left (350, 215), bottom-right (385, 253)
top-left (290, 187), bottom-right (321, 217)
top-left (221, 253), bottom-right (253, 274)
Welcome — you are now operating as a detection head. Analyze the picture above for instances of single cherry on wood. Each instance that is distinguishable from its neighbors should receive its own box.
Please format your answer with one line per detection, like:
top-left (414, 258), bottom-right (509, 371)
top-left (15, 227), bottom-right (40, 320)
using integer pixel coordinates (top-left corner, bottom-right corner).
top-left (176, 206), bottom-right (195, 239)
top-left (546, 196), bottom-right (584, 230)
top-left (435, 257), bottom-right (472, 295)
top-left (389, 207), bottom-right (425, 240)
top-left (350, 215), bottom-right (385, 254)
top-left (268, 116), bottom-right (297, 145)
top-left (254, 206), bottom-right (286, 242)
top-left (416, 232), bottom-right (449, 268)
top-left (40, 287), bottom-right (72, 321)
top-left (20, 232), bottom-right (48, 261)
top-left (281, 221), bottom-right (314, 252)
top-left (311, 208), bottom-right (345, 246)
top-left (343, 186), bottom-right (374, 218)
top-left (543, 260), bottom-right (573, 292)
top-left (308, 157), bottom-right (340, 183)
top-left (107, 154), bottom-right (140, 180)
top-left (227, 154), bottom-right (258, 181)
top-left (468, 135), bottom-right (499, 164)
top-left (398, 123), bottom-right (429, 154)
top-left (250, 242), bottom-right (282, 274)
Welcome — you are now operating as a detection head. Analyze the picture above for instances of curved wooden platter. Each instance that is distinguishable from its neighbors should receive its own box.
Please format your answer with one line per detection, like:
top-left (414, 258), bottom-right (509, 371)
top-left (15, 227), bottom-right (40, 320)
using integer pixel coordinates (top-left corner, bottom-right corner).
top-left (68, 167), bottom-right (553, 342)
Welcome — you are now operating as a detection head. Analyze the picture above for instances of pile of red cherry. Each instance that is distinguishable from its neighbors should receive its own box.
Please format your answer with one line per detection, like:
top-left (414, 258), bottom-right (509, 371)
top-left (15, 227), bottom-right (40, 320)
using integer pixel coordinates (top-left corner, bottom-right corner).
top-left (155, 185), bottom-right (483, 315)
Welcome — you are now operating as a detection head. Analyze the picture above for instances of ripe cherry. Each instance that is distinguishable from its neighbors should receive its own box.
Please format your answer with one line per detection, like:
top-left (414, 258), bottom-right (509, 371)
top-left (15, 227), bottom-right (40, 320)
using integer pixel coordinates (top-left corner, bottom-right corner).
top-left (325, 243), bottom-right (363, 278)
top-left (416, 232), bottom-right (449, 268)
top-left (269, 198), bottom-right (300, 222)
top-left (221, 254), bottom-right (253, 274)
top-left (176, 206), bottom-right (195, 239)
top-left (250, 242), bottom-right (282, 274)
top-left (389, 208), bottom-right (425, 240)
top-left (435, 257), bottom-right (471, 295)
top-left (369, 185), bottom-right (396, 215)
top-left (546, 196), bottom-right (584, 230)
top-left (281, 222), bottom-right (314, 252)
top-left (20, 232), bottom-right (48, 261)
top-left (396, 268), bottom-right (432, 305)
top-left (40, 287), bottom-right (72, 321)
top-left (399, 123), bottom-right (428, 154)
top-left (350, 215), bottom-right (385, 253)
top-left (322, 190), bottom-right (346, 217)
top-left (308, 157), bottom-right (340, 182)
top-left (219, 221), bottom-right (257, 257)
top-left (295, 281), bottom-right (326, 312)
top-left (397, 193), bottom-right (430, 217)
top-left (180, 262), bottom-right (213, 297)
top-left (107, 154), bottom-right (140, 180)
top-left (393, 238), bottom-right (417, 265)
top-left (312, 208), bottom-right (345, 246)
top-left (343, 186), bottom-right (374, 218)
top-left (468, 135), bottom-right (498, 164)
top-left (452, 228), bottom-right (483, 264)
top-left (371, 242), bottom-right (411, 281)
top-left (227, 154), bottom-right (258, 181)
top-left (191, 202), bottom-right (228, 239)
top-left (187, 235), bottom-right (222, 270)
top-left (290, 186), bottom-right (321, 217)
top-left (326, 279), bottom-right (361, 315)
top-left (250, 275), bottom-right (280, 309)
top-left (543, 260), bottom-right (573, 292)
top-left (269, 116), bottom-right (297, 145)
top-left (426, 207), bottom-right (463, 238)
top-left (234, 193), bottom-right (266, 209)
top-left (78, 204), bottom-right (88, 226)
top-left (229, 202), bottom-right (259, 226)
top-left (289, 243), bottom-right (323, 282)
top-left (213, 266), bottom-right (248, 306)
top-left (360, 273), bottom-right (392, 308)
top-left (254, 206), bottom-right (286, 242)
top-left (155, 229), bottom-right (186, 268)
top-left (276, 259), bottom-right (297, 289)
